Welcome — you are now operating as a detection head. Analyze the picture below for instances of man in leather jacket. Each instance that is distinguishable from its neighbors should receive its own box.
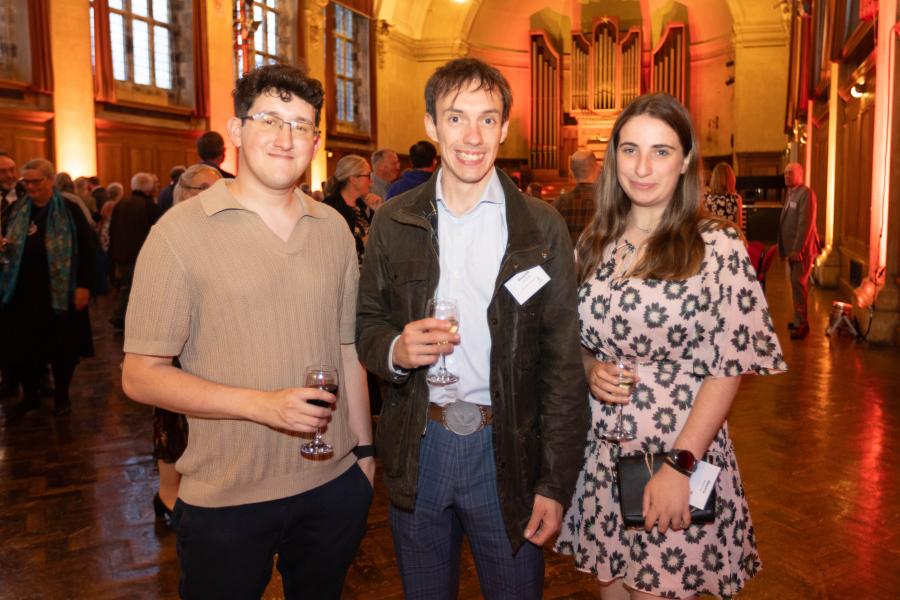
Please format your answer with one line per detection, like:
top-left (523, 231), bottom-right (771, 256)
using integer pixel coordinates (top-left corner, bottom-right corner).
top-left (356, 58), bottom-right (589, 599)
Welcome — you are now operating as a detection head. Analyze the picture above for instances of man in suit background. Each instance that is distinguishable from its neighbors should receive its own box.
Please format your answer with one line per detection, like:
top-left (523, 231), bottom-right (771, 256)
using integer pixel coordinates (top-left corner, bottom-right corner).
top-left (778, 162), bottom-right (819, 340)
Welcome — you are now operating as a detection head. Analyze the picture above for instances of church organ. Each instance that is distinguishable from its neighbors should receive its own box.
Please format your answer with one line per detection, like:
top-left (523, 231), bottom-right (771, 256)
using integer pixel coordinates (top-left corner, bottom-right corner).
top-left (529, 31), bottom-right (561, 173)
top-left (651, 23), bottom-right (686, 105)
top-left (531, 17), bottom-right (673, 173)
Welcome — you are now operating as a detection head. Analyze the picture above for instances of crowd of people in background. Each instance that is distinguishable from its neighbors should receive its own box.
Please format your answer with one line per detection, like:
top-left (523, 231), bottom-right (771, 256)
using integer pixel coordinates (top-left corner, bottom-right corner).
top-left (0, 57), bottom-right (817, 600)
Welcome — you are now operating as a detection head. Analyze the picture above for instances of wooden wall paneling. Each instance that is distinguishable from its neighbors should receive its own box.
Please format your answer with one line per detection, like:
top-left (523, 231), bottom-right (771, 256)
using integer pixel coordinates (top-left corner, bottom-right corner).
top-left (95, 120), bottom-right (200, 192)
top-left (811, 115), bottom-right (829, 246)
top-left (96, 141), bottom-right (125, 186)
top-left (838, 97), bottom-right (873, 260)
top-left (0, 109), bottom-right (54, 164)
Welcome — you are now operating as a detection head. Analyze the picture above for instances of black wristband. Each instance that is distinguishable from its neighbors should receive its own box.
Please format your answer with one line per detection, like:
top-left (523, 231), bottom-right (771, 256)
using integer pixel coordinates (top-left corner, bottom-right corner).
top-left (353, 444), bottom-right (375, 459)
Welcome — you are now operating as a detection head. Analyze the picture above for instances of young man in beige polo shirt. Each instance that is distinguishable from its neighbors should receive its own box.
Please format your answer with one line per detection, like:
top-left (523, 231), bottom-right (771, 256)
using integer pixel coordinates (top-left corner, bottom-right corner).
top-left (122, 64), bottom-right (374, 599)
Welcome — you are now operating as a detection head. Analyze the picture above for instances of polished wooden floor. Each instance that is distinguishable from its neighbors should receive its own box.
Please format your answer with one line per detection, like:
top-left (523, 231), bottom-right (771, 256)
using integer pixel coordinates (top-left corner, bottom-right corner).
top-left (1, 258), bottom-right (898, 600)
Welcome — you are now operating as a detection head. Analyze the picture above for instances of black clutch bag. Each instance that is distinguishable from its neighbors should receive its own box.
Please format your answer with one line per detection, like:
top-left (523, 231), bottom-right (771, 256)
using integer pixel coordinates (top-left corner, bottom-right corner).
top-left (615, 452), bottom-right (716, 527)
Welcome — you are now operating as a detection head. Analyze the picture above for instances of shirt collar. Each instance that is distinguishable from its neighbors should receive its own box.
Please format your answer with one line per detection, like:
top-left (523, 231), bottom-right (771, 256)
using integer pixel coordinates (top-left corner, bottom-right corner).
top-left (435, 168), bottom-right (505, 213)
top-left (200, 179), bottom-right (328, 219)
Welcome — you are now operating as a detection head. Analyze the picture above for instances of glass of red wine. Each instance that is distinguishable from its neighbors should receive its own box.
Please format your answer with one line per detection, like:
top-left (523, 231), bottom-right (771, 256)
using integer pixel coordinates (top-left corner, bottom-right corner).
top-left (300, 365), bottom-right (338, 459)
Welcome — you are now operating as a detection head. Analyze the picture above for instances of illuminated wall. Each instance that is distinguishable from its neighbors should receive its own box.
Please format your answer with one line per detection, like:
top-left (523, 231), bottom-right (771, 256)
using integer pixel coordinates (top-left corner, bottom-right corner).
top-left (206, 0), bottom-right (238, 175)
top-left (50, 1), bottom-right (97, 177)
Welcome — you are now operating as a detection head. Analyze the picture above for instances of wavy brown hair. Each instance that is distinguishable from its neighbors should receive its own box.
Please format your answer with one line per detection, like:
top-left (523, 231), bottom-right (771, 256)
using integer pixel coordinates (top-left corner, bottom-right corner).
top-left (576, 93), bottom-right (722, 284)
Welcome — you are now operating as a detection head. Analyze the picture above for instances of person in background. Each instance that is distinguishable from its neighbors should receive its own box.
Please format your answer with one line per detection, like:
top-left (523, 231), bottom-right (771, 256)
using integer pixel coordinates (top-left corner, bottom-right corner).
top-left (0, 151), bottom-right (23, 224)
top-left (554, 149), bottom-right (599, 246)
top-left (88, 176), bottom-right (109, 214)
top-left (1, 159), bottom-right (96, 419)
top-left (524, 181), bottom-right (543, 200)
top-left (108, 173), bottom-right (162, 330)
top-left (151, 164), bottom-right (222, 526)
top-left (370, 148), bottom-right (401, 199)
top-left (75, 176), bottom-right (98, 219)
top-left (778, 162), bottom-right (819, 340)
top-left (385, 140), bottom-right (437, 200)
top-left (323, 155), bottom-right (379, 265)
top-left (0, 151), bottom-right (23, 398)
top-left (172, 164), bottom-right (221, 205)
top-left (704, 162), bottom-right (743, 231)
top-left (555, 93), bottom-right (786, 599)
top-left (196, 131), bottom-right (235, 179)
top-left (96, 182), bottom-right (123, 295)
top-left (55, 173), bottom-right (96, 228)
top-left (157, 166), bottom-right (186, 213)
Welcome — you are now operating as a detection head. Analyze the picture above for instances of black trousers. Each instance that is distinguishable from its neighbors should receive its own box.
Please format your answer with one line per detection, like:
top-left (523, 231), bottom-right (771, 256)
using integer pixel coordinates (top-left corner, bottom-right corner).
top-left (173, 462), bottom-right (373, 600)
top-left (18, 352), bottom-right (76, 408)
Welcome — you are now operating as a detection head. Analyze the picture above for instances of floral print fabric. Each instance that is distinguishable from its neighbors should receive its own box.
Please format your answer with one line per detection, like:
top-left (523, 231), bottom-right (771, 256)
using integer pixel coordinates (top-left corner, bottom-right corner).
top-left (555, 225), bottom-right (787, 598)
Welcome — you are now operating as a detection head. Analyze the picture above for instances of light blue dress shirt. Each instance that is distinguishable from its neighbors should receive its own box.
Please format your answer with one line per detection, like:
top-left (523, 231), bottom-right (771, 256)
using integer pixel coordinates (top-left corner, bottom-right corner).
top-left (428, 169), bottom-right (507, 407)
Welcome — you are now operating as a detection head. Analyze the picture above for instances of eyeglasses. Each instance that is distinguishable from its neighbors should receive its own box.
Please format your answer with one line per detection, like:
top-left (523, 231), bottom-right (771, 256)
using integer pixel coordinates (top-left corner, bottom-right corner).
top-left (22, 177), bottom-right (46, 186)
top-left (241, 112), bottom-right (320, 140)
top-left (353, 173), bottom-right (372, 179)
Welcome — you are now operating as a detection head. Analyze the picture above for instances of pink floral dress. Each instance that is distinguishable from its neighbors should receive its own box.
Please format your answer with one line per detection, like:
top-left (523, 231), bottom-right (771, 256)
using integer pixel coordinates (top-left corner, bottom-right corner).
top-left (555, 226), bottom-right (787, 598)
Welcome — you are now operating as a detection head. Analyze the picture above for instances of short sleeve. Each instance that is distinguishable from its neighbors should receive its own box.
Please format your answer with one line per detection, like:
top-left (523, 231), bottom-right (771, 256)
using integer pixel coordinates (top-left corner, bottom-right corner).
top-left (339, 233), bottom-right (359, 345)
top-left (123, 226), bottom-right (192, 357)
top-left (694, 227), bottom-right (787, 378)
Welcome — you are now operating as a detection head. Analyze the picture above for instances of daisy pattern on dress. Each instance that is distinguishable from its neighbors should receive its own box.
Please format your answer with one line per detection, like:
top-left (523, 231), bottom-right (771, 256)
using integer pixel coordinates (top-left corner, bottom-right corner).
top-left (555, 226), bottom-right (784, 598)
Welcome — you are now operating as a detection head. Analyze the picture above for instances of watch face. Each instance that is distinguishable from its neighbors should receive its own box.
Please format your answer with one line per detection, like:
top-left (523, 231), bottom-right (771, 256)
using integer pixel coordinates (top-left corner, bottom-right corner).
top-left (674, 450), bottom-right (696, 472)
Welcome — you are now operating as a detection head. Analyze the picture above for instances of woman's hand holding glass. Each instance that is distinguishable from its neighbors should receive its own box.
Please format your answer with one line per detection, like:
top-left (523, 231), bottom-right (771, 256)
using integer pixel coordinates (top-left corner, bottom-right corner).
top-left (588, 356), bottom-right (639, 442)
top-left (587, 359), bottom-right (639, 404)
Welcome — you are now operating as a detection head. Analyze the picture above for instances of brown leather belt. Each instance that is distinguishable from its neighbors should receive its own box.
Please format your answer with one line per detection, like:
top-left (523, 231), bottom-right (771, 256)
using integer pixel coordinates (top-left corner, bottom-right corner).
top-left (428, 402), bottom-right (493, 435)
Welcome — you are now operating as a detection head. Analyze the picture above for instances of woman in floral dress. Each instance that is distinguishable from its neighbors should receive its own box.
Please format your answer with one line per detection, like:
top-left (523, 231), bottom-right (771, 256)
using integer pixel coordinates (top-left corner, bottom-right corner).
top-left (555, 94), bottom-right (786, 599)
top-left (703, 162), bottom-right (743, 231)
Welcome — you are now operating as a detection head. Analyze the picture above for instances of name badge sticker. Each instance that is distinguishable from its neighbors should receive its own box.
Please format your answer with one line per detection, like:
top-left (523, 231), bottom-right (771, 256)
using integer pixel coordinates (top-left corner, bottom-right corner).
top-left (504, 266), bottom-right (550, 305)
top-left (689, 460), bottom-right (721, 510)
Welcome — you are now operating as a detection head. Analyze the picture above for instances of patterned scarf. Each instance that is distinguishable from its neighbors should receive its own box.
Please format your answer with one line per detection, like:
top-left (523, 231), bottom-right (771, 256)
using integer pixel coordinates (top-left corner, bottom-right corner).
top-left (0, 192), bottom-right (76, 312)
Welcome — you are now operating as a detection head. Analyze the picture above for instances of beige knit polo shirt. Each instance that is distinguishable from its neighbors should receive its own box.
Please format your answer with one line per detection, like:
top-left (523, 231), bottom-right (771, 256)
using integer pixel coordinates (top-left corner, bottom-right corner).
top-left (124, 179), bottom-right (359, 507)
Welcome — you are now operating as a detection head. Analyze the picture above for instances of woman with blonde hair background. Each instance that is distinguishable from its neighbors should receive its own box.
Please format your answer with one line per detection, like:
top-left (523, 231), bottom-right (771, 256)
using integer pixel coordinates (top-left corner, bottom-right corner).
top-left (555, 93), bottom-right (786, 599)
top-left (323, 154), bottom-right (381, 264)
top-left (704, 162), bottom-right (743, 231)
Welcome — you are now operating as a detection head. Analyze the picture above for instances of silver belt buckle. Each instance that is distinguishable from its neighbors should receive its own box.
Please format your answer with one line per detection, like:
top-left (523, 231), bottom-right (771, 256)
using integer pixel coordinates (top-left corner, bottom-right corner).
top-left (441, 401), bottom-right (485, 436)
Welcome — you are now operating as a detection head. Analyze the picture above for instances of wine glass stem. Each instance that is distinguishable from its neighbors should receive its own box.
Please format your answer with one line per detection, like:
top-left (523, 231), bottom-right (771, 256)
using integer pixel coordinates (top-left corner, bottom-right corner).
top-left (439, 354), bottom-right (448, 374)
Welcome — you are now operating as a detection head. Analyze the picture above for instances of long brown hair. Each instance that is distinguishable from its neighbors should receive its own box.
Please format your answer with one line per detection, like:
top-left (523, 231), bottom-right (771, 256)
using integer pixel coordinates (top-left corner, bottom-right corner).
top-left (576, 93), bottom-right (719, 283)
top-left (708, 162), bottom-right (737, 195)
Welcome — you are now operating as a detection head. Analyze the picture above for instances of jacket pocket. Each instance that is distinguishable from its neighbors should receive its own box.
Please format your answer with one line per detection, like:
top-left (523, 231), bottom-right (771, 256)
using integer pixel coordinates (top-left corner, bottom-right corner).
top-left (513, 303), bottom-right (541, 368)
top-left (375, 395), bottom-right (412, 478)
top-left (390, 259), bottom-right (430, 324)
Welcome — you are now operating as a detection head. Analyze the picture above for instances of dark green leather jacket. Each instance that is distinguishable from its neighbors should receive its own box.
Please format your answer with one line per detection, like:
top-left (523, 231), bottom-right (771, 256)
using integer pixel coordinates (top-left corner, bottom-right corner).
top-left (356, 168), bottom-right (589, 551)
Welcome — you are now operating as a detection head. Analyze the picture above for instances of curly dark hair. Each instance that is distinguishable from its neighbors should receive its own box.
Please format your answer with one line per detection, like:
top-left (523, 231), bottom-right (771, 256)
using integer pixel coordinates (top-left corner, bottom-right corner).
top-left (233, 63), bottom-right (325, 126)
top-left (424, 58), bottom-right (512, 123)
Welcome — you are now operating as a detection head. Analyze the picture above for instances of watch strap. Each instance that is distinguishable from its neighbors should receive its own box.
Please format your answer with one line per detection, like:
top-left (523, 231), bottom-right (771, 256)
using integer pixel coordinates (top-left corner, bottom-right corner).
top-left (665, 449), bottom-right (696, 476)
top-left (352, 444), bottom-right (376, 459)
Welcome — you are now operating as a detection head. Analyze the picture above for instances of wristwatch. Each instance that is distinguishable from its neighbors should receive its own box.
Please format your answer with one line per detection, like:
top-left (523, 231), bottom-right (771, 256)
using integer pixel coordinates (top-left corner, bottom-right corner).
top-left (352, 444), bottom-right (376, 459)
top-left (664, 448), bottom-right (697, 477)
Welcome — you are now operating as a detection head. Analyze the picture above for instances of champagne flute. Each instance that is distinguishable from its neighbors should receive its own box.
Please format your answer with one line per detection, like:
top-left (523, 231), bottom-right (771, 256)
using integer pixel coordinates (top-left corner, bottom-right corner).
top-left (600, 356), bottom-right (637, 442)
top-left (300, 365), bottom-right (338, 459)
top-left (426, 298), bottom-right (459, 386)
